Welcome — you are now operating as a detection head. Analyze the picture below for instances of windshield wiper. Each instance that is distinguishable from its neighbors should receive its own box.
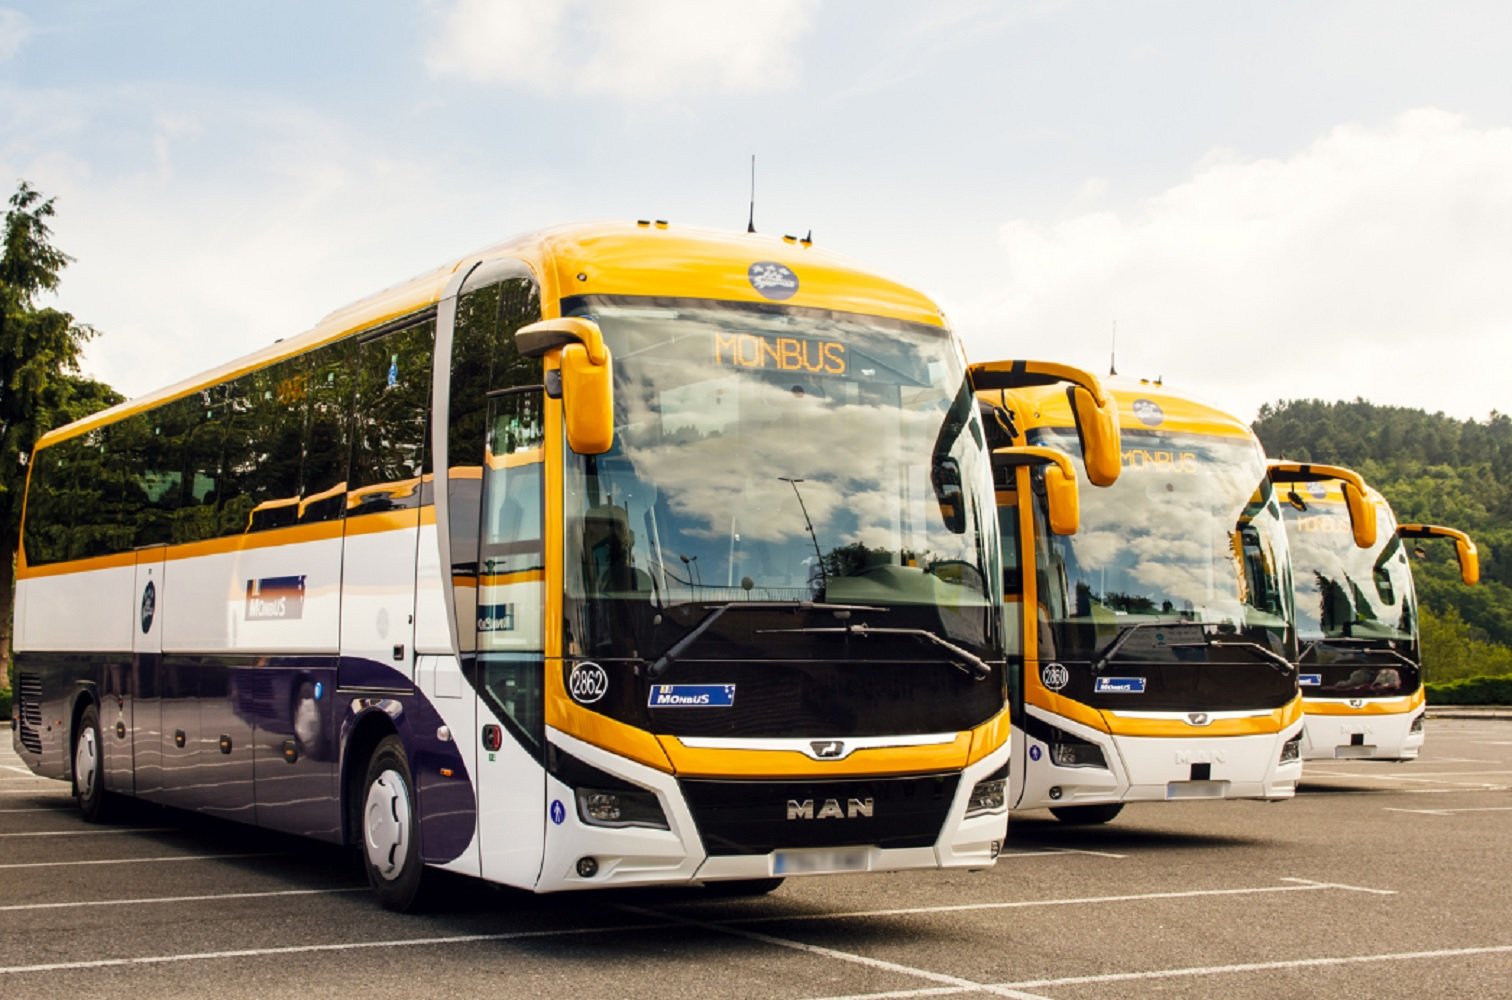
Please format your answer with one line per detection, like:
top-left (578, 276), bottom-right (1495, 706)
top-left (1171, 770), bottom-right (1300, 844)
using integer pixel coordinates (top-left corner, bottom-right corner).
top-left (648, 602), bottom-right (884, 678)
top-left (755, 622), bottom-right (993, 680)
top-left (1299, 639), bottom-right (1418, 671)
top-left (1205, 638), bottom-right (1295, 677)
top-left (1090, 619), bottom-right (1199, 674)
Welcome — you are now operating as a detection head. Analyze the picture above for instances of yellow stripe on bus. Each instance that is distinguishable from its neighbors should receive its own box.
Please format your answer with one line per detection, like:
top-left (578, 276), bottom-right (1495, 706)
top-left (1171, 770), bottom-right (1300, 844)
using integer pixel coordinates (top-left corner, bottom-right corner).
top-left (1304, 687), bottom-right (1425, 716)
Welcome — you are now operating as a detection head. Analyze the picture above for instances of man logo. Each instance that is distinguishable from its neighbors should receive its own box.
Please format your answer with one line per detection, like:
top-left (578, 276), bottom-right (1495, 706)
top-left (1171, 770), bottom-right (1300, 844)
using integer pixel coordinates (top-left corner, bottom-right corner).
top-left (786, 797), bottom-right (874, 820)
top-left (810, 740), bottom-right (846, 759)
top-left (1348, 698), bottom-right (1365, 709)
top-left (1187, 712), bottom-right (1211, 726)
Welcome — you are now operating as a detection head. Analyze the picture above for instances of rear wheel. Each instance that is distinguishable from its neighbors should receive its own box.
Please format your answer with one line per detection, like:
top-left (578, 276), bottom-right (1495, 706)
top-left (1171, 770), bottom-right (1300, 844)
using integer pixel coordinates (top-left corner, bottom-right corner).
top-left (361, 735), bottom-right (427, 911)
top-left (1048, 802), bottom-right (1124, 825)
top-left (73, 703), bottom-right (112, 823)
top-left (703, 877), bottom-right (785, 897)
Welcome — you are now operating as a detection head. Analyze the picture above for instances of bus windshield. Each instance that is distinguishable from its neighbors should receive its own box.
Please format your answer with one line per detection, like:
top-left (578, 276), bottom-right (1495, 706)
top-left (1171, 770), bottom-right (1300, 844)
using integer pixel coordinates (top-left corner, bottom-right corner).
top-left (562, 297), bottom-right (1000, 659)
top-left (1283, 500), bottom-right (1416, 644)
top-left (1029, 427), bottom-right (1292, 660)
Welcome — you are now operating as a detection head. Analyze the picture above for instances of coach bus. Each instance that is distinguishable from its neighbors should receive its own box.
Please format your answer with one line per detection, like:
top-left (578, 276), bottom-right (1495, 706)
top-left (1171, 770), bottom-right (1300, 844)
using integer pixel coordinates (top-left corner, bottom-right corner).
top-left (972, 364), bottom-right (1307, 823)
top-left (1268, 462), bottom-right (1478, 761)
top-left (12, 222), bottom-right (1011, 910)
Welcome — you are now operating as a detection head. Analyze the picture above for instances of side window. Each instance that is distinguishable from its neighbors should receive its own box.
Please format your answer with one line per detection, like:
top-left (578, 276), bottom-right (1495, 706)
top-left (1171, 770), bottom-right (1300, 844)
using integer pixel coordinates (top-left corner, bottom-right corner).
top-left (349, 319), bottom-right (434, 514)
top-left (22, 443), bottom-right (74, 565)
top-left (118, 411), bottom-right (179, 548)
top-left (169, 389), bottom-right (224, 545)
top-left (225, 360), bottom-right (307, 534)
top-left (69, 428), bottom-right (121, 560)
top-left (301, 341), bottom-right (354, 524)
top-left (481, 391), bottom-right (545, 579)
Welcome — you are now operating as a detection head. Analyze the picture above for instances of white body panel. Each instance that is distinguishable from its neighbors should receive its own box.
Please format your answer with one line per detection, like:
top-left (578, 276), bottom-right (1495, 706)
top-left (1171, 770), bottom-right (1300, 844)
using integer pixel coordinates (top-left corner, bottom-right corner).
top-left (1301, 701), bottom-right (1423, 761)
top-left (17, 563), bottom-right (136, 652)
top-left (1015, 706), bottom-right (1302, 810)
top-left (414, 524), bottom-right (451, 654)
top-left (340, 523), bottom-right (420, 681)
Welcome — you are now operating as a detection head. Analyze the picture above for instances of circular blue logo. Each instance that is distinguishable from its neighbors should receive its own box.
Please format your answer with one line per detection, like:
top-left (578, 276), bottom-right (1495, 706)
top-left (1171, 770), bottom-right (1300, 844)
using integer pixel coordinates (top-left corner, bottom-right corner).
top-left (1132, 398), bottom-right (1164, 427)
top-left (140, 580), bottom-right (156, 634)
top-left (748, 261), bottom-right (799, 300)
top-left (1029, 745), bottom-right (1043, 762)
top-left (550, 799), bottom-right (566, 825)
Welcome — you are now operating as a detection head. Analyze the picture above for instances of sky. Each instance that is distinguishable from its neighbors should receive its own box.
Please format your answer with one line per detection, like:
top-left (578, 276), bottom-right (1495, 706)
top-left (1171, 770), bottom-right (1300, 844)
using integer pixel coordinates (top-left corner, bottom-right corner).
top-left (3, 0), bottom-right (1511, 425)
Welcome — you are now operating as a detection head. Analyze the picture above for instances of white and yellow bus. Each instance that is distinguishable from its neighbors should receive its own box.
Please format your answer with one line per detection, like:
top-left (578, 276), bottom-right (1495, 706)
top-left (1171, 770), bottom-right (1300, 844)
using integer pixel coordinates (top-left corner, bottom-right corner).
top-left (1268, 463), bottom-right (1478, 761)
top-left (972, 364), bottom-right (1304, 823)
top-left (12, 222), bottom-right (1012, 909)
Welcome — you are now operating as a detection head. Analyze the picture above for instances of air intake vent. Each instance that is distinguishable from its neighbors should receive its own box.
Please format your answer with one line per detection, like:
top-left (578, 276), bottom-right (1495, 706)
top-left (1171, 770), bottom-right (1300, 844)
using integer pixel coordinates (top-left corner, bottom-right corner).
top-left (16, 672), bottom-right (43, 755)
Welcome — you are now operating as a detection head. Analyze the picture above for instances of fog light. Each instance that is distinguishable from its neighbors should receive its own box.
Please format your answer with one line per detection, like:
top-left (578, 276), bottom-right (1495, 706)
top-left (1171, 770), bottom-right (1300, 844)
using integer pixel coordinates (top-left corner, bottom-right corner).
top-left (575, 787), bottom-right (670, 830)
top-left (966, 777), bottom-right (1007, 816)
top-left (1048, 785), bottom-right (1063, 800)
top-left (576, 856), bottom-right (598, 878)
top-left (1280, 732), bottom-right (1302, 763)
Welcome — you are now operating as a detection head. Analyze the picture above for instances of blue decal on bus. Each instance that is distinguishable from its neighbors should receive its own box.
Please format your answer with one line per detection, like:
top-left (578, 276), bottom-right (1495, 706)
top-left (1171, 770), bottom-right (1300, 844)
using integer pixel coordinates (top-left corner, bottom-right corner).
top-left (747, 261), bottom-right (799, 300)
top-left (244, 575), bottom-right (306, 621)
top-left (648, 684), bottom-right (736, 708)
top-left (550, 799), bottom-right (566, 825)
top-left (1299, 673), bottom-right (1323, 686)
top-left (1094, 676), bottom-right (1147, 694)
top-left (1028, 745), bottom-right (1042, 762)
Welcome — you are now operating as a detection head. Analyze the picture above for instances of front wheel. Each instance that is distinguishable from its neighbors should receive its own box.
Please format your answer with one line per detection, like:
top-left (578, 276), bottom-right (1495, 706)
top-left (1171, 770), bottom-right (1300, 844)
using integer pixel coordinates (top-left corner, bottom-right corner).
top-left (73, 703), bottom-right (112, 823)
top-left (1048, 802), bottom-right (1124, 825)
top-left (361, 735), bottom-right (427, 911)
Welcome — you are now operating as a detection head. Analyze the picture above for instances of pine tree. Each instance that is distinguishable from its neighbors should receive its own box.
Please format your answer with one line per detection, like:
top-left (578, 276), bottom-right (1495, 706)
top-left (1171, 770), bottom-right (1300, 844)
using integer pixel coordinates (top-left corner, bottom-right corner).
top-left (0, 181), bottom-right (123, 674)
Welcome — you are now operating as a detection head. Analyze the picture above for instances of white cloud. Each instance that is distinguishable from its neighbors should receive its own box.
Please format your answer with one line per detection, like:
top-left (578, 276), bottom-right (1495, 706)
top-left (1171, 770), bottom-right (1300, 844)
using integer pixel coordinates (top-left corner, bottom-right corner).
top-left (424, 0), bottom-right (818, 100)
top-left (952, 109), bottom-right (1512, 423)
top-left (0, 8), bottom-right (29, 62)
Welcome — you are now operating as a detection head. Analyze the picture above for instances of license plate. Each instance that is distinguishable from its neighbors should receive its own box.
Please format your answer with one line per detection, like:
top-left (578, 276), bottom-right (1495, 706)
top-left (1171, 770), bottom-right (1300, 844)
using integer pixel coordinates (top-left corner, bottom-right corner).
top-left (772, 846), bottom-right (872, 876)
top-left (1165, 779), bottom-right (1229, 800)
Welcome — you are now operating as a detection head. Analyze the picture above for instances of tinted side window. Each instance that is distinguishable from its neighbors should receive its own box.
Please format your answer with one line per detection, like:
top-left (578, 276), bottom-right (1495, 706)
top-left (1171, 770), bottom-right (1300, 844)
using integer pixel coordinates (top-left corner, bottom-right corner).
top-left (349, 320), bottom-right (434, 514)
top-left (301, 340), bottom-right (355, 524)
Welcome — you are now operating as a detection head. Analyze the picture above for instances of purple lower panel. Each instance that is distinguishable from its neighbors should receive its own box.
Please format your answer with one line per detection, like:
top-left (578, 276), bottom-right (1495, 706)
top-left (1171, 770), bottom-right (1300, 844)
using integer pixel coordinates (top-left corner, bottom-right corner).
top-left (341, 658), bottom-right (477, 865)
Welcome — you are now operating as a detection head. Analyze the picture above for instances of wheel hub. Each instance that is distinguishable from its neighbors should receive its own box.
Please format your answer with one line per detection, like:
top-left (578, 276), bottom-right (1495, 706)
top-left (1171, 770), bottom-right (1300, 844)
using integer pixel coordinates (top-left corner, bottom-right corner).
top-left (363, 768), bottom-right (410, 880)
top-left (74, 727), bottom-right (98, 800)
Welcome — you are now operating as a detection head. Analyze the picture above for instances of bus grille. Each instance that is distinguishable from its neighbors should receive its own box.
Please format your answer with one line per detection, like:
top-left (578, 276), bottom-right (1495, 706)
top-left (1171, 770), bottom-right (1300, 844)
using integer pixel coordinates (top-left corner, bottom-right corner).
top-left (679, 773), bottom-right (959, 857)
top-left (16, 672), bottom-right (43, 755)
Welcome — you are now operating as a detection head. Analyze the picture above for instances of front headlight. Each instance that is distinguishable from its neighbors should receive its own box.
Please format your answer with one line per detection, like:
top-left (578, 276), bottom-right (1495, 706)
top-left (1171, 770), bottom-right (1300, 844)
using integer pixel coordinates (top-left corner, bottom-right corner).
top-left (1279, 732), bottom-right (1302, 763)
top-left (966, 778), bottom-right (1007, 816)
top-left (1409, 713), bottom-right (1425, 734)
top-left (576, 787), bottom-right (670, 830)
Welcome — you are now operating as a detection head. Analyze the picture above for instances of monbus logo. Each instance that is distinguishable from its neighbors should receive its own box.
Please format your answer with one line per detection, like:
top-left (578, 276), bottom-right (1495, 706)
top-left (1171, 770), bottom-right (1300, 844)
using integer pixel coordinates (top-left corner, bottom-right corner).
top-left (786, 797), bottom-right (874, 820)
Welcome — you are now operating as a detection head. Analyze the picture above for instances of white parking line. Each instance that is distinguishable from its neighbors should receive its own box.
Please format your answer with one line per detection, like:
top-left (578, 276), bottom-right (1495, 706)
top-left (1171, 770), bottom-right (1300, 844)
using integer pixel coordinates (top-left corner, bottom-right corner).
top-left (2, 765), bottom-right (36, 775)
top-left (998, 847), bottom-right (1128, 860)
top-left (0, 887), bottom-right (367, 912)
top-left (0, 828), bottom-right (176, 838)
top-left (617, 903), bottom-right (1053, 1000)
top-left (0, 923), bottom-right (673, 977)
top-left (0, 853), bottom-right (275, 870)
top-left (719, 877), bottom-right (1392, 926)
top-left (997, 944), bottom-right (1512, 991)
top-left (1384, 806), bottom-right (1512, 817)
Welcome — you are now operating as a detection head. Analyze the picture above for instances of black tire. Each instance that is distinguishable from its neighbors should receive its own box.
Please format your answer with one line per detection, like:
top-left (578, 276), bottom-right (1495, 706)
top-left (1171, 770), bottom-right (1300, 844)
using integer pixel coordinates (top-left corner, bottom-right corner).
top-left (360, 735), bottom-right (427, 912)
top-left (702, 877), bottom-right (785, 897)
top-left (73, 703), bottom-right (112, 823)
top-left (1048, 802), bottom-right (1124, 825)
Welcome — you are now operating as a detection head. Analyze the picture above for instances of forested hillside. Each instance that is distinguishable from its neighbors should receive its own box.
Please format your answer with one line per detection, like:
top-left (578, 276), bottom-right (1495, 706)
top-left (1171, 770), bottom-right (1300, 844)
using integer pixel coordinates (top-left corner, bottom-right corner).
top-left (1254, 399), bottom-right (1512, 680)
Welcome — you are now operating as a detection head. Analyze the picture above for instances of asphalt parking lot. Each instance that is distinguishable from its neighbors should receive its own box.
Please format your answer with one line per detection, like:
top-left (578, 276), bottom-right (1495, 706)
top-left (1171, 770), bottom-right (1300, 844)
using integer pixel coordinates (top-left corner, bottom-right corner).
top-left (2, 718), bottom-right (1509, 1000)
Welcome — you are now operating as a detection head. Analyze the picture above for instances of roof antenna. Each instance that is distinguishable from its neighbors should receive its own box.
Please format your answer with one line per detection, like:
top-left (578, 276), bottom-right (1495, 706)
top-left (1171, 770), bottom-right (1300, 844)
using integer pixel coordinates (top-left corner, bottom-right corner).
top-left (746, 154), bottom-right (757, 233)
top-left (1109, 320), bottom-right (1118, 376)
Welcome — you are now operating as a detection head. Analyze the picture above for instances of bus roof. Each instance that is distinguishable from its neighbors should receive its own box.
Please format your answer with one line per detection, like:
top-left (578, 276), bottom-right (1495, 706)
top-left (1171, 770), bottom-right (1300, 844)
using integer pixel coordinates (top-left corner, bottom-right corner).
top-left (39, 221), bottom-right (947, 449)
top-left (982, 376), bottom-right (1256, 440)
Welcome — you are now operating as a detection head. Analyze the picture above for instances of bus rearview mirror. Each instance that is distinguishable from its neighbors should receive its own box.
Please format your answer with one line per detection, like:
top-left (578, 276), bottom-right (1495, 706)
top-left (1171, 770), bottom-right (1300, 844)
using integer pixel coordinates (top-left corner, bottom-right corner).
top-left (559, 343), bottom-right (614, 455)
top-left (1044, 463), bottom-right (1079, 536)
top-left (1068, 385), bottom-right (1121, 488)
top-left (1456, 538), bottom-right (1480, 585)
top-left (1340, 481), bottom-right (1378, 549)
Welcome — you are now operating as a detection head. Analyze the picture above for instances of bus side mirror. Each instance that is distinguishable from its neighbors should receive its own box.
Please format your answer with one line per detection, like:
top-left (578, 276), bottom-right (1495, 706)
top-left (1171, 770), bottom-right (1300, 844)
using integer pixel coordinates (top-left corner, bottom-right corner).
top-left (932, 457), bottom-right (966, 534)
top-left (516, 318), bottom-right (615, 455)
top-left (1068, 384), bottom-right (1121, 488)
top-left (993, 446), bottom-right (1080, 536)
top-left (1340, 481), bottom-right (1377, 549)
top-left (1456, 538), bottom-right (1480, 585)
top-left (1044, 462), bottom-right (1080, 536)
top-left (1398, 524), bottom-right (1479, 586)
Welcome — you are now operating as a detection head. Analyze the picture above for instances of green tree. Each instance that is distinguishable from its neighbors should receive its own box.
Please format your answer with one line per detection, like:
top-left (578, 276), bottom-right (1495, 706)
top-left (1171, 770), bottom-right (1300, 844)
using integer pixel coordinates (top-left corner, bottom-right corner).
top-left (0, 181), bottom-right (123, 675)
